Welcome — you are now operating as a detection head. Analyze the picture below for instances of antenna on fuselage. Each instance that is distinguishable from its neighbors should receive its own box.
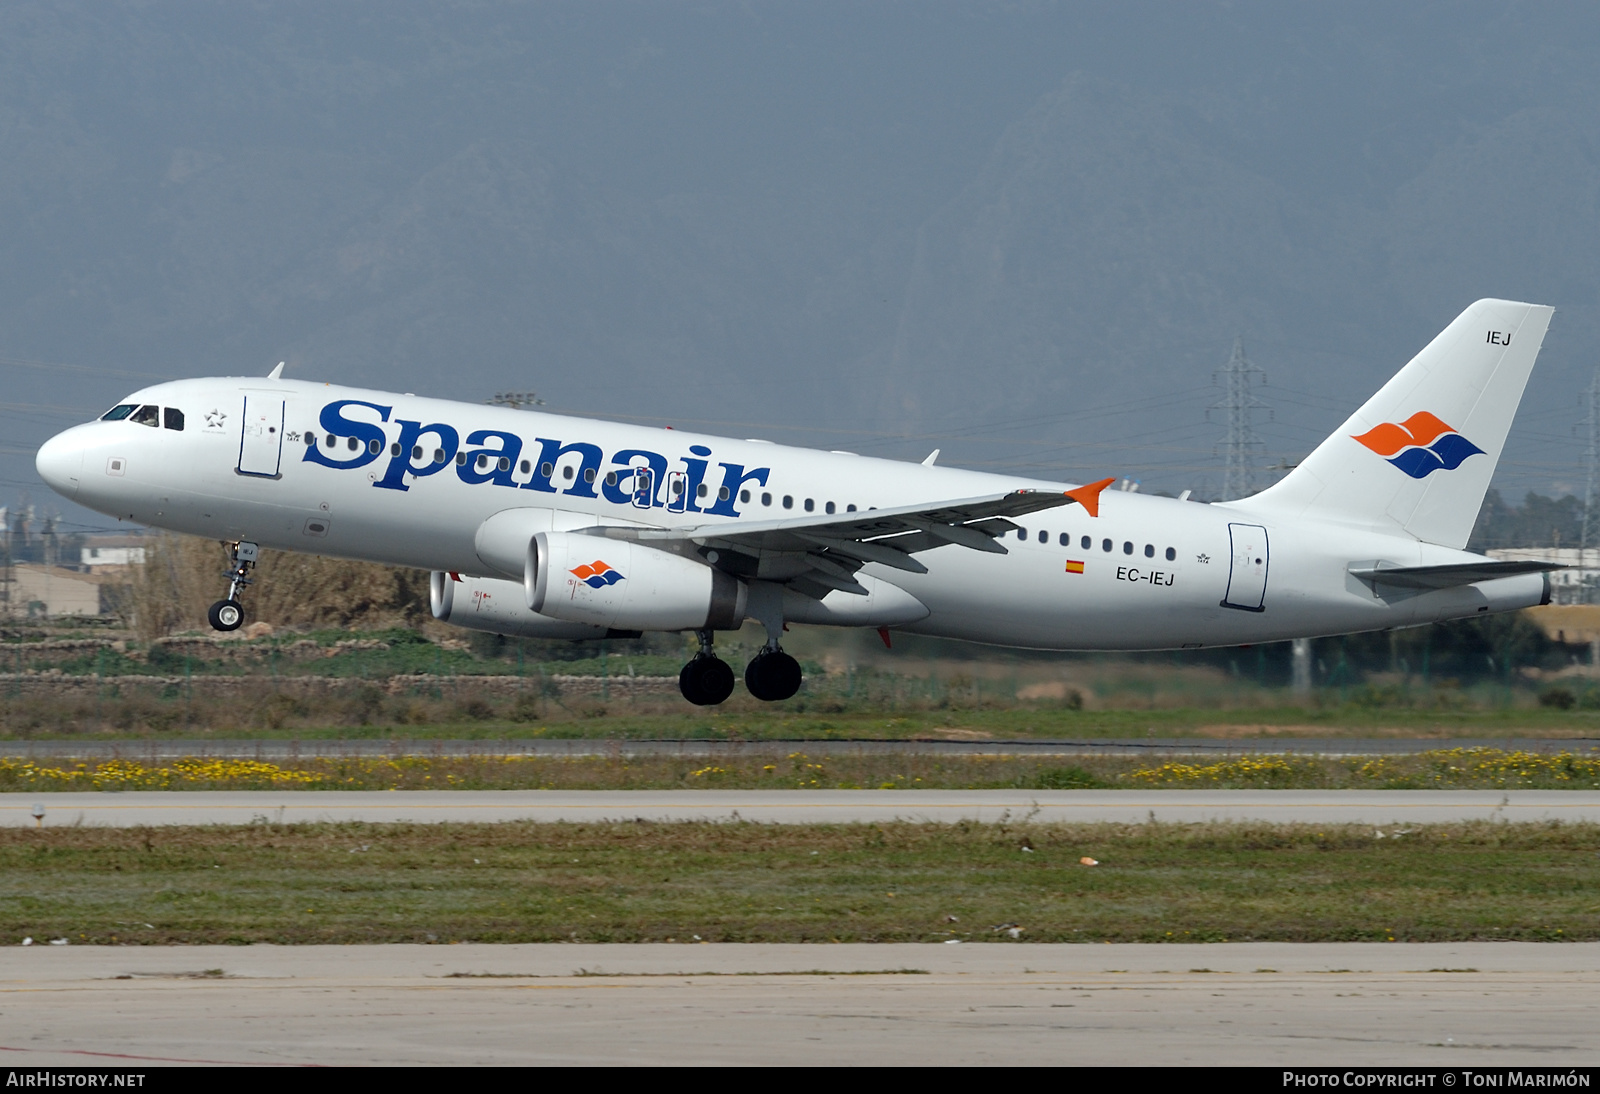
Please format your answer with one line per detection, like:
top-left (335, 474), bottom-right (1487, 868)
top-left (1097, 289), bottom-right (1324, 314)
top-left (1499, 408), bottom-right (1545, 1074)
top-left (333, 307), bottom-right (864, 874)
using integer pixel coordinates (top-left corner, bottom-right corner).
top-left (921, 449), bottom-right (940, 467)
top-left (267, 361), bottom-right (285, 380)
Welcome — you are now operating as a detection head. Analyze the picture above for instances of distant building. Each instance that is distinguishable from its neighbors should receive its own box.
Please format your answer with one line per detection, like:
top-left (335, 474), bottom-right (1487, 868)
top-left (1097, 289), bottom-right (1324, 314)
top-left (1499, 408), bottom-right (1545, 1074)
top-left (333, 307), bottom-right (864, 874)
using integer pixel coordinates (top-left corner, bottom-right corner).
top-left (0, 564), bottom-right (120, 617)
top-left (1487, 548), bottom-right (1599, 605)
top-left (80, 535), bottom-right (146, 570)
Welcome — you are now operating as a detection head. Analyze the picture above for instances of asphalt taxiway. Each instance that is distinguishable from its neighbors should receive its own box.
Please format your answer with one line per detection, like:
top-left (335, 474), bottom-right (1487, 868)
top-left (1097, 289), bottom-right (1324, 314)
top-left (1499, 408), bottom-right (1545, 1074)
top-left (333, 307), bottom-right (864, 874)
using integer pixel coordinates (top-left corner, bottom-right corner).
top-left (0, 943), bottom-right (1594, 1066)
top-left (4, 789), bottom-right (1600, 826)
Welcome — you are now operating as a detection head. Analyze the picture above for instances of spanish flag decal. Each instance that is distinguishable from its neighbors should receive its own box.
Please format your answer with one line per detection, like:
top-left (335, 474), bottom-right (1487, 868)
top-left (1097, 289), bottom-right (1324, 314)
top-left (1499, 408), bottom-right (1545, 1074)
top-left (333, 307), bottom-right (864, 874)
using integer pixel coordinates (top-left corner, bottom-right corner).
top-left (1065, 560), bottom-right (1085, 575)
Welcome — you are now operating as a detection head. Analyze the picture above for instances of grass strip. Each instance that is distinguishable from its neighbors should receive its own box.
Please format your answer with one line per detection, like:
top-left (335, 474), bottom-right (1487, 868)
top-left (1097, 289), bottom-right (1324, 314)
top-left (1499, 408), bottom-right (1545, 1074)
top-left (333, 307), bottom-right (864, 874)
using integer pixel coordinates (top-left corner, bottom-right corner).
top-left (3, 820), bottom-right (1597, 945)
top-left (7, 748), bottom-right (1600, 791)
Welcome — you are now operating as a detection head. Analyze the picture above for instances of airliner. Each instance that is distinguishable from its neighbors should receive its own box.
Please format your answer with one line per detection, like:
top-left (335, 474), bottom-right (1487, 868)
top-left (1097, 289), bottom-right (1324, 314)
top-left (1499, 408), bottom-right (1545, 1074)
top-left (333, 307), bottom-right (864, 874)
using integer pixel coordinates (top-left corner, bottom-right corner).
top-left (34, 299), bottom-right (1559, 705)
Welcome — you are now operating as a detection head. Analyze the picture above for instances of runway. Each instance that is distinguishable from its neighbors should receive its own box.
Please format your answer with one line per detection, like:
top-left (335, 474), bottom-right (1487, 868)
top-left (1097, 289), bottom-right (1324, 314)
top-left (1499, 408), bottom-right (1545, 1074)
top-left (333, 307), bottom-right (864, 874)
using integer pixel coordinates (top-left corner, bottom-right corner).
top-left (5, 789), bottom-right (1600, 826)
top-left (0, 943), bottom-right (1594, 1065)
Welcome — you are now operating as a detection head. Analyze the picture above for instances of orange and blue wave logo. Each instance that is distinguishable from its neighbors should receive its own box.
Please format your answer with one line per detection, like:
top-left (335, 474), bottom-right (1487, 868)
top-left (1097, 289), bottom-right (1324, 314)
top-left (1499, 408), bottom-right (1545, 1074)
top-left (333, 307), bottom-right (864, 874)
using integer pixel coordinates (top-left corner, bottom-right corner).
top-left (1351, 412), bottom-right (1484, 479)
top-left (570, 561), bottom-right (624, 589)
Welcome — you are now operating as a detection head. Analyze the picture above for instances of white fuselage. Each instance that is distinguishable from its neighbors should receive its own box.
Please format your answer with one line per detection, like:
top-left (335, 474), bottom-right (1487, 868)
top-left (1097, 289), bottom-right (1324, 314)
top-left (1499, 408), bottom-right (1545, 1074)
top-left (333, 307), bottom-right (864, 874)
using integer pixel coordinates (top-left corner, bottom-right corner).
top-left (36, 376), bottom-right (1545, 650)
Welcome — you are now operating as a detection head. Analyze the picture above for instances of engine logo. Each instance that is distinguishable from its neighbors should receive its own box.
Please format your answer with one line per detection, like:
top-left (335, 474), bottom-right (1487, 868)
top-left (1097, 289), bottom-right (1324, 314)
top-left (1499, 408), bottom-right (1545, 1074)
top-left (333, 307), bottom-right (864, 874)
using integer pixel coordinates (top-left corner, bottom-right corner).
top-left (1351, 411), bottom-right (1484, 479)
top-left (570, 561), bottom-right (625, 589)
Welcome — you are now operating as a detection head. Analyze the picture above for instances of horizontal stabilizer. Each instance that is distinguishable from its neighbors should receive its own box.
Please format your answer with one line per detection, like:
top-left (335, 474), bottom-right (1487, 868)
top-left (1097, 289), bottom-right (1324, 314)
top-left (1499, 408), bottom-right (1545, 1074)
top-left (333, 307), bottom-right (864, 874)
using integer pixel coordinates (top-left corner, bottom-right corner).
top-left (1349, 560), bottom-right (1563, 590)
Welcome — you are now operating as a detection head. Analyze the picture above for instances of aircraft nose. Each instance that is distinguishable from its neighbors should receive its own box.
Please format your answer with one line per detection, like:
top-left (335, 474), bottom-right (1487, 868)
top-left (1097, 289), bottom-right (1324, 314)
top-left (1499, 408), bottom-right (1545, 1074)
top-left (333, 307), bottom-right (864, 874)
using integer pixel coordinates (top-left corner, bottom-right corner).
top-left (36, 429), bottom-right (86, 498)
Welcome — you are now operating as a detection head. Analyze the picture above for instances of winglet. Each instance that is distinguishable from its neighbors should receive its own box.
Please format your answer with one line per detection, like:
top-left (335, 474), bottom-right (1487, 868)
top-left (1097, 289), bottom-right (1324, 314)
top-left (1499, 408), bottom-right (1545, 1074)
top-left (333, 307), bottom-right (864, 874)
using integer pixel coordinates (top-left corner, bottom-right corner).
top-left (268, 361), bottom-right (285, 380)
top-left (1064, 477), bottom-right (1116, 518)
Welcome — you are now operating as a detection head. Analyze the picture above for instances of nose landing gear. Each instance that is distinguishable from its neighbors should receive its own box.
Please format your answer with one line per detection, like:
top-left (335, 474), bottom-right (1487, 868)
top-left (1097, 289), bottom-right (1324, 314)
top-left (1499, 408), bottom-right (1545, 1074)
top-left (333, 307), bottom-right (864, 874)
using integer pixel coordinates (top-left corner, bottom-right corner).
top-left (207, 540), bottom-right (259, 633)
top-left (678, 629), bottom-right (735, 706)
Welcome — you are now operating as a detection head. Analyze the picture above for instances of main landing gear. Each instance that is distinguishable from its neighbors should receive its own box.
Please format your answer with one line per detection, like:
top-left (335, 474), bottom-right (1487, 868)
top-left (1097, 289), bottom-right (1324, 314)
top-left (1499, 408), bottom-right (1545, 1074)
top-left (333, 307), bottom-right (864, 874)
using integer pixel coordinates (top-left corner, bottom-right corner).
top-left (676, 579), bottom-right (805, 706)
top-left (744, 646), bottom-right (801, 702)
top-left (207, 540), bottom-right (259, 633)
top-left (742, 580), bottom-right (801, 702)
top-left (679, 629), bottom-right (736, 706)
top-left (676, 631), bottom-right (804, 706)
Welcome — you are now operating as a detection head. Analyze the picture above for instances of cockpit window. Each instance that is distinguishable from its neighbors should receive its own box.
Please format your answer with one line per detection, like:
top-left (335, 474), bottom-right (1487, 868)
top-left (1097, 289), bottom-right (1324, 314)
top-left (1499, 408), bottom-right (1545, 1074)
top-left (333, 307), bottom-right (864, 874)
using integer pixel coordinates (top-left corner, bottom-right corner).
top-left (130, 405), bottom-right (160, 427)
top-left (163, 408), bottom-right (184, 431)
top-left (101, 405), bottom-right (137, 421)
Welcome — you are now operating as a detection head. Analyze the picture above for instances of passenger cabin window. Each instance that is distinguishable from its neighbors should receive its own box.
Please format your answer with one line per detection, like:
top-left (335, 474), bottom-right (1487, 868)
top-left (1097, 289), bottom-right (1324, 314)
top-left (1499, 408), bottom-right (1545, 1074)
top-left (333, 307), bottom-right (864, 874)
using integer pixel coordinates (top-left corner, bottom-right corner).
top-left (1037, 530), bottom-right (1048, 544)
top-left (804, 498), bottom-right (814, 512)
top-left (825, 501), bottom-right (835, 514)
top-left (740, 489), bottom-right (751, 503)
top-left (1016, 528), bottom-right (1027, 541)
top-left (783, 495), bottom-right (793, 509)
top-left (1101, 538), bottom-right (1112, 552)
top-left (1058, 533), bottom-right (1069, 547)
top-left (1165, 547), bottom-right (1176, 561)
top-left (1144, 544), bottom-right (1154, 558)
top-left (1122, 541), bottom-right (1133, 555)
top-left (101, 404), bottom-right (137, 421)
top-left (1081, 535), bottom-right (1091, 549)
top-left (162, 408), bottom-right (184, 431)
top-left (130, 405), bottom-right (159, 428)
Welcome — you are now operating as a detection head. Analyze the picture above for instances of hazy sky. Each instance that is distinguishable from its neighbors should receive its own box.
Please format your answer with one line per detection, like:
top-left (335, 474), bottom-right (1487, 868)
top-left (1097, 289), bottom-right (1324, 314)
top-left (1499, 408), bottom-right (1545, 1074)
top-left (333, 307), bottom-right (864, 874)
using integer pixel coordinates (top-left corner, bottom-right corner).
top-left (4, 2), bottom-right (1599, 533)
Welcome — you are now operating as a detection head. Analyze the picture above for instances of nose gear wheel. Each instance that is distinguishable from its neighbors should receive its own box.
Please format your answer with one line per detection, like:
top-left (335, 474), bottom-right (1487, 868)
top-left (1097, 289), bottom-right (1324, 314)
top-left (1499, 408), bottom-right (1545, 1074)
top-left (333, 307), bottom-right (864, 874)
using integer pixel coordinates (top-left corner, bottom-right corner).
top-left (208, 540), bottom-right (259, 633)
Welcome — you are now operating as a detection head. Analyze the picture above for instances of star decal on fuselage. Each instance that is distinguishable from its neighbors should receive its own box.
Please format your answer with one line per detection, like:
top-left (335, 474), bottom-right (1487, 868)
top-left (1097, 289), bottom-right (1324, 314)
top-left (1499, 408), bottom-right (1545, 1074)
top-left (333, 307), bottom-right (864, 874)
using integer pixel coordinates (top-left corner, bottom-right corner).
top-left (204, 408), bottom-right (227, 429)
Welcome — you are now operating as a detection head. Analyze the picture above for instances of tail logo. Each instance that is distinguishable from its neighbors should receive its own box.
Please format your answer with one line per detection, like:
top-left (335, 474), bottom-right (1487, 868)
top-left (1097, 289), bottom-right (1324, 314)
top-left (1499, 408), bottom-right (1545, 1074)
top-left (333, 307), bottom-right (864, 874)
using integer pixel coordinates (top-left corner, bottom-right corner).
top-left (570, 561), bottom-right (624, 589)
top-left (1351, 412), bottom-right (1484, 480)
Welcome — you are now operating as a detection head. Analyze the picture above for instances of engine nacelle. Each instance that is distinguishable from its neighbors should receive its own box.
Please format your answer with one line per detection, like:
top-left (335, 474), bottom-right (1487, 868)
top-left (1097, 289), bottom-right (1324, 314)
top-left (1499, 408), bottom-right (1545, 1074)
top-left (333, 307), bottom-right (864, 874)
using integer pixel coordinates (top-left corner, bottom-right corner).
top-left (430, 570), bottom-right (615, 639)
top-left (526, 532), bottom-right (746, 631)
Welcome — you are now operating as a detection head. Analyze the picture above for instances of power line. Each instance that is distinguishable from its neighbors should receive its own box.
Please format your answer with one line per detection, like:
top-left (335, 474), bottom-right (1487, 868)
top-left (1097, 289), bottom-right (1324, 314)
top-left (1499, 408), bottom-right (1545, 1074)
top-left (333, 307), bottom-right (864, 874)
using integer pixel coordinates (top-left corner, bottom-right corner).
top-left (1581, 370), bottom-right (1600, 603)
top-left (1209, 335), bottom-right (1269, 501)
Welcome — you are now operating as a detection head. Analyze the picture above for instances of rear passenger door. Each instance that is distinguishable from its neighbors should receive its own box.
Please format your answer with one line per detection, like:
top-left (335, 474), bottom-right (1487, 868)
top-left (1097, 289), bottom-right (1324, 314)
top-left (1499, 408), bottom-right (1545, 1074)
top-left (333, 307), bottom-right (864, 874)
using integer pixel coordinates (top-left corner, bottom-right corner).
top-left (1220, 523), bottom-right (1269, 612)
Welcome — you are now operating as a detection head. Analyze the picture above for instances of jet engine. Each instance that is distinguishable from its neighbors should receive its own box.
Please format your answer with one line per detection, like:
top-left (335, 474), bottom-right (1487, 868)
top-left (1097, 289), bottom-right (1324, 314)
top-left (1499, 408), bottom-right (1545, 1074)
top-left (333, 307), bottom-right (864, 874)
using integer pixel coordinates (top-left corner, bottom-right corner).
top-left (429, 570), bottom-right (616, 639)
top-left (526, 531), bottom-right (747, 631)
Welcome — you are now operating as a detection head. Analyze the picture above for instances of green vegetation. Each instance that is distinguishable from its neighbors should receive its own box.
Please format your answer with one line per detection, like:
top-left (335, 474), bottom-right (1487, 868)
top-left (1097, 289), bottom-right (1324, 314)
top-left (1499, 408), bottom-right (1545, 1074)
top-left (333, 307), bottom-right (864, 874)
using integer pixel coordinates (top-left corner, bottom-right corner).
top-left (4, 820), bottom-right (1595, 945)
top-left (5, 747), bottom-right (1599, 792)
top-left (11, 684), bottom-right (1600, 740)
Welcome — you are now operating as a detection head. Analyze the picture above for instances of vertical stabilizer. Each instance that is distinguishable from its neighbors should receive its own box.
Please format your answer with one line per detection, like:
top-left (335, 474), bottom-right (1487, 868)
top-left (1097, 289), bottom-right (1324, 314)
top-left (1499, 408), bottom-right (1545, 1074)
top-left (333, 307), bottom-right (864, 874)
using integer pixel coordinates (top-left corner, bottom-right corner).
top-left (1231, 299), bottom-right (1553, 549)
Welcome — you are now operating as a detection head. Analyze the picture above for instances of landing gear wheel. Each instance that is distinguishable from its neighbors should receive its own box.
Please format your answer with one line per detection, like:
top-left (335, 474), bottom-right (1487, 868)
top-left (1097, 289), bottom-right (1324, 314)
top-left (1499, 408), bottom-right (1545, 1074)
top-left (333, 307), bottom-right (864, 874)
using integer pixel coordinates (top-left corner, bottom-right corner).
top-left (744, 649), bottom-right (802, 702)
top-left (679, 656), bottom-right (735, 706)
top-left (210, 540), bottom-right (259, 633)
top-left (208, 599), bottom-right (244, 632)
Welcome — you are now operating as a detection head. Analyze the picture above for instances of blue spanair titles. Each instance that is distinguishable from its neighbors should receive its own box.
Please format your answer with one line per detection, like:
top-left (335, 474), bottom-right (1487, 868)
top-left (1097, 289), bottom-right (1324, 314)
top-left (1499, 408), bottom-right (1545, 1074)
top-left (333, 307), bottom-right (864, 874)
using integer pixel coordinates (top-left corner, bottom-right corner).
top-left (303, 399), bottom-right (768, 518)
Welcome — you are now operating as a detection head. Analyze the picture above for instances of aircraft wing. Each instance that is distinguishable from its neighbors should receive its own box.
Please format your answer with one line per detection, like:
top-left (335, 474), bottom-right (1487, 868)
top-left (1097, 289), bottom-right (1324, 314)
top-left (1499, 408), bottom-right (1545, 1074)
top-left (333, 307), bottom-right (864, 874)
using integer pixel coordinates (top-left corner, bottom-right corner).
top-left (1349, 560), bottom-right (1563, 590)
top-left (594, 482), bottom-right (1113, 599)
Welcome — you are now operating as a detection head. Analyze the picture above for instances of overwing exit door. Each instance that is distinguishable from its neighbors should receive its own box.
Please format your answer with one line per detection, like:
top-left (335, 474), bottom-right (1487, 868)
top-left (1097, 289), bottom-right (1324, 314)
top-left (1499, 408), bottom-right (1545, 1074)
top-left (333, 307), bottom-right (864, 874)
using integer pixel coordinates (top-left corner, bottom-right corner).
top-left (1221, 523), bottom-right (1269, 612)
top-left (237, 397), bottom-right (285, 478)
